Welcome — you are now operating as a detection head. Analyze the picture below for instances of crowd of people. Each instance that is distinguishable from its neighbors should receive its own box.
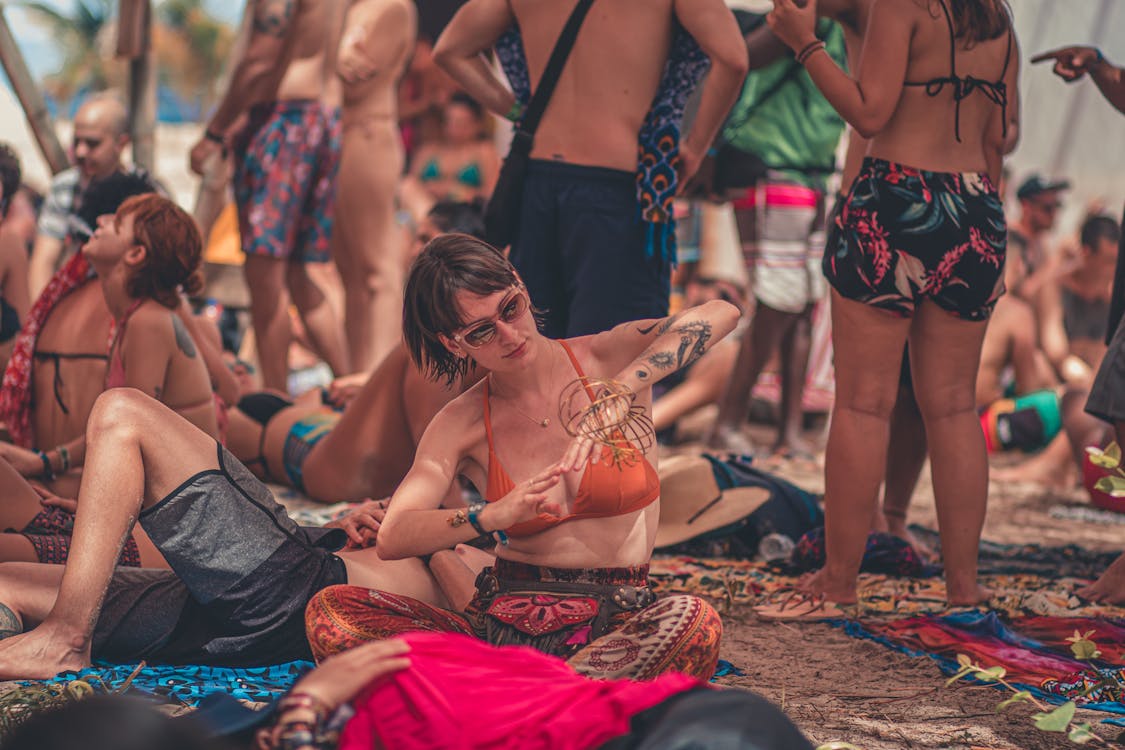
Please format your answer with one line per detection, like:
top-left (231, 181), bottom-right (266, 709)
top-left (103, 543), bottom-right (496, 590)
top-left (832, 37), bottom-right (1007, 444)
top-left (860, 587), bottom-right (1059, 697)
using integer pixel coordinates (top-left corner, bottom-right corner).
top-left (0, 0), bottom-right (1121, 747)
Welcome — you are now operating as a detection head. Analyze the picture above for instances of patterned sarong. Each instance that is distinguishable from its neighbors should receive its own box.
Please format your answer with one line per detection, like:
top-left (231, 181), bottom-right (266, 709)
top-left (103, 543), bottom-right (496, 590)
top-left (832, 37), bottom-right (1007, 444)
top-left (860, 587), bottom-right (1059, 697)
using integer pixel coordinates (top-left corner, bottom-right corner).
top-left (305, 559), bottom-right (722, 681)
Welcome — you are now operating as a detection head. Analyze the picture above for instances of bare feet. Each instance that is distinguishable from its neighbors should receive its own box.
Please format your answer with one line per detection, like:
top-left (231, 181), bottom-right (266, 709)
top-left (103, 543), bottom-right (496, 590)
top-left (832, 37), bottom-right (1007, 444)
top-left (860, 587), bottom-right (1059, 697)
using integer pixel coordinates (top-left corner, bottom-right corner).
top-left (1077, 553), bottom-right (1125, 604)
top-left (705, 423), bottom-right (759, 456)
top-left (771, 433), bottom-right (818, 462)
top-left (795, 568), bottom-right (858, 606)
top-left (0, 623), bottom-right (91, 680)
top-left (946, 581), bottom-right (993, 608)
top-left (884, 518), bottom-right (937, 563)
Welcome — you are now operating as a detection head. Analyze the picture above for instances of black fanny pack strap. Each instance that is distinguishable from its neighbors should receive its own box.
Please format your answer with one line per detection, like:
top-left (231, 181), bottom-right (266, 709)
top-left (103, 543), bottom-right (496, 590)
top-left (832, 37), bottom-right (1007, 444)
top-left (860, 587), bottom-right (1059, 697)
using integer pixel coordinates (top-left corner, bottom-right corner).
top-left (518, 0), bottom-right (596, 138)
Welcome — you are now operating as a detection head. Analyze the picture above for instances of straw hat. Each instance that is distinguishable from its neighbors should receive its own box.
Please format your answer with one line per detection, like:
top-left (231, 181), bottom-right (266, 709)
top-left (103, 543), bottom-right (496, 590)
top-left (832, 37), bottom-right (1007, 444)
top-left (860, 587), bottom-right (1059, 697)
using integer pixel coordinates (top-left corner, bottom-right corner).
top-left (656, 454), bottom-right (771, 548)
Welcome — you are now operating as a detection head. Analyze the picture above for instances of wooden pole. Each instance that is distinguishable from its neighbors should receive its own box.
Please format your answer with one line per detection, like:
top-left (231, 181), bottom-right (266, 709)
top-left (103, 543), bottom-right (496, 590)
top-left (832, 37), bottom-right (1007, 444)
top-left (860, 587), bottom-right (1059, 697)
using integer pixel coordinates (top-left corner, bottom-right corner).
top-left (119, 0), bottom-right (156, 170)
top-left (0, 6), bottom-right (68, 174)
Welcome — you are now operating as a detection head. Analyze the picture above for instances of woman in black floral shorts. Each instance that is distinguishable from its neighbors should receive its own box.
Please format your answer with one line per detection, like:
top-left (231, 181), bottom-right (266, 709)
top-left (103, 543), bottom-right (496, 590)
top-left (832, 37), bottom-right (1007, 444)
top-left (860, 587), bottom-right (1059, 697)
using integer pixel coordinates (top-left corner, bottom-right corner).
top-left (760, 0), bottom-right (1018, 617)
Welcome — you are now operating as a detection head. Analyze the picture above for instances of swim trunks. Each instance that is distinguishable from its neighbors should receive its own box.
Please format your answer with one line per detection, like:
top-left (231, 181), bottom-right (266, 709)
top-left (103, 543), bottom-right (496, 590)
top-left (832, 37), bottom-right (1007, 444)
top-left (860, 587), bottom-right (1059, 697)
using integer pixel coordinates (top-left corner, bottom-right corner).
top-left (511, 160), bottom-right (670, 338)
top-left (282, 411), bottom-right (340, 493)
top-left (980, 389), bottom-right (1062, 453)
top-left (232, 100), bottom-right (342, 264)
top-left (734, 180), bottom-right (825, 313)
top-left (825, 157), bottom-right (1007, 321)
top-left (92, 443), bottom-right (347, 665)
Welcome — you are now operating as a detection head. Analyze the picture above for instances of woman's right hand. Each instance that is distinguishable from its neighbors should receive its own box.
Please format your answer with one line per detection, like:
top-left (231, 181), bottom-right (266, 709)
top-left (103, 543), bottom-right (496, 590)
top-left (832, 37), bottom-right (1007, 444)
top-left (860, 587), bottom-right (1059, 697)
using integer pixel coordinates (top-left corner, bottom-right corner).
top-left (481, 464), bottom-right (565, 531)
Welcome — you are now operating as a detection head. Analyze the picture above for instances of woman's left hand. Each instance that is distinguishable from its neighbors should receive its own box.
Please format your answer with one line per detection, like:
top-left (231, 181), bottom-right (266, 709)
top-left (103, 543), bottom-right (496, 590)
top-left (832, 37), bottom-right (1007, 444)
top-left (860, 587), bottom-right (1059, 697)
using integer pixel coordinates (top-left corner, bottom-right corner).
top-left (290, 638), bottom-right (412, 712)
top-left (767, 0), bottom-right (819, 52)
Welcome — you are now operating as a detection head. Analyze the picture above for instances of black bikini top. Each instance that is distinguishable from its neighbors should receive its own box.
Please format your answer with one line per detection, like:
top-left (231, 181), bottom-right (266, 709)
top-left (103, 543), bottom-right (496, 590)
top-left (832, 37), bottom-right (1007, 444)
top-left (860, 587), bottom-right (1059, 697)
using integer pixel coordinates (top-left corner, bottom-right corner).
top-left (902, 0), bottom-right (1013, 143)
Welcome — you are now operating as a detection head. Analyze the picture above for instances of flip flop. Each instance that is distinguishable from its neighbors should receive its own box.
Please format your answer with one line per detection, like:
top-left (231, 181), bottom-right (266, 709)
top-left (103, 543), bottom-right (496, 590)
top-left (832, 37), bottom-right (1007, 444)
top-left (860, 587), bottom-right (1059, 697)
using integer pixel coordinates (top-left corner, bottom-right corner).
top-left (753, 592), bottom-right (856, 622)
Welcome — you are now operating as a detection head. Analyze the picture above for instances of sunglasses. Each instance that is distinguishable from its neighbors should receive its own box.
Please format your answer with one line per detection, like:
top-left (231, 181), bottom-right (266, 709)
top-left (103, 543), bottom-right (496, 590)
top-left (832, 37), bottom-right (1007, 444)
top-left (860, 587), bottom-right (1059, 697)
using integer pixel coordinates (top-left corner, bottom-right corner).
top-left (452, 287), bottom-right (529, 349)
top-left (1033, 200), bottom-right (1062, 213)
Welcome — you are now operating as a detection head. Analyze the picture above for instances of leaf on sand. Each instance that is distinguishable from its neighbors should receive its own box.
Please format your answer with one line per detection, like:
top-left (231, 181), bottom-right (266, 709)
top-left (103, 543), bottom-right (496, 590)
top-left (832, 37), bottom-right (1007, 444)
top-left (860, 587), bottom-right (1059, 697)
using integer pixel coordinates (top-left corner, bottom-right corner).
top-left (1032, 701), bottom-right (1076, 732)
top-left (996, 691), bottom-right (1031, 711)
top-left (1068, 722), bottom-right (1097, 744)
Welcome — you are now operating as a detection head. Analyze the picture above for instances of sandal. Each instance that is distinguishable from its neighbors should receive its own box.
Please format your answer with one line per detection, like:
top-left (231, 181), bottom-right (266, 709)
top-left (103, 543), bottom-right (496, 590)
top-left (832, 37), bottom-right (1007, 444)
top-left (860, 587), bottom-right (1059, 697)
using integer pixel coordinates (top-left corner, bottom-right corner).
top-left (753, 591), bottom-right (857, 622)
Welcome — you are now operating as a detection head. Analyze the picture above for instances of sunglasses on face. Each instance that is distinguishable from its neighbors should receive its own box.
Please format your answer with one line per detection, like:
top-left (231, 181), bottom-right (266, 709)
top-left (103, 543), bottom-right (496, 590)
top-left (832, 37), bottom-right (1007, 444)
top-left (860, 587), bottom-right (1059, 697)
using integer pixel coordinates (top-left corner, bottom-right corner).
top-left (1034, 200), bottom-right (1062, 213)
top-left (453, 288), bottom-right (529, 349)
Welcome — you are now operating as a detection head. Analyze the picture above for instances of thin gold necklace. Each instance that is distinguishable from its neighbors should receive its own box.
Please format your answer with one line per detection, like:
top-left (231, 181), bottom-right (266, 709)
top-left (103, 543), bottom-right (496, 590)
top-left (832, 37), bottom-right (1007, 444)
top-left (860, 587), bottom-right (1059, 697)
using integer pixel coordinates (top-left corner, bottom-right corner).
top-left (494, 341), bottom-right (558, 428)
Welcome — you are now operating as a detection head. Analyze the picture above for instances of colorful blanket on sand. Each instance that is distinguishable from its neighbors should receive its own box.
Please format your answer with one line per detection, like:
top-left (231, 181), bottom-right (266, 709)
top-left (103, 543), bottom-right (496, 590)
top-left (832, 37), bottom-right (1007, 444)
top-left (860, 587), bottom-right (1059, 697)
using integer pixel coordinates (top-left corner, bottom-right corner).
top-left (649, 534), bottom-right (1125, 723)
top-left (843, 612), bottom-right (1125, 725)
top-left (36, 661), bottom-right (312, 706)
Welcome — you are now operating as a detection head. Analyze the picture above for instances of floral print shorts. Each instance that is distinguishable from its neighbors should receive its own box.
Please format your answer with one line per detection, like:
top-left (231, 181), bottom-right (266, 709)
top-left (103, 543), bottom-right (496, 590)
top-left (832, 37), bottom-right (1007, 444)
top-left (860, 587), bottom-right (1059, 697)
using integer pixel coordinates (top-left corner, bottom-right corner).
top-left (824, 157), bottom-right (1007, 321)
top-left (233, 100), bottom-right (342, 264)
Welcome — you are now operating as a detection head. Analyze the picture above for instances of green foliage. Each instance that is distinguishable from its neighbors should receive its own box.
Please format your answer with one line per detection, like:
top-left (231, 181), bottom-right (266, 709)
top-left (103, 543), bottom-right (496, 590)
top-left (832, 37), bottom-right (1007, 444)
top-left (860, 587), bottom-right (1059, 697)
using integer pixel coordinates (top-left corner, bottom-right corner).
top-left (947, 648), bottom-right (1113, 745)
top-left (18, 0), bottom-right (118, 100)
top-left (1033, 701), bottom-right (1076, 733)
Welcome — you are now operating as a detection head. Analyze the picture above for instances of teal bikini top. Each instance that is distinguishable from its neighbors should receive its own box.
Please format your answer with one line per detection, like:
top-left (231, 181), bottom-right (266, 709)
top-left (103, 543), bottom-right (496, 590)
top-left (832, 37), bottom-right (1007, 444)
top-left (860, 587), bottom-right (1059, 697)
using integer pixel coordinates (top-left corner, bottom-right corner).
top-left (418, 158), bottom-right (483, 189)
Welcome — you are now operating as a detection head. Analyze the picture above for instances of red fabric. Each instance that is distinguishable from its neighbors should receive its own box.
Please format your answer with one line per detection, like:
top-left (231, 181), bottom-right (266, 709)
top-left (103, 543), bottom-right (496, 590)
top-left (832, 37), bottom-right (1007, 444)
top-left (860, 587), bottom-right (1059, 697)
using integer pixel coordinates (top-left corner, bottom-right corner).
top-left (337, 632), bottom-right (702, 750)
top-left (0, 254), bottom-right (98, 447)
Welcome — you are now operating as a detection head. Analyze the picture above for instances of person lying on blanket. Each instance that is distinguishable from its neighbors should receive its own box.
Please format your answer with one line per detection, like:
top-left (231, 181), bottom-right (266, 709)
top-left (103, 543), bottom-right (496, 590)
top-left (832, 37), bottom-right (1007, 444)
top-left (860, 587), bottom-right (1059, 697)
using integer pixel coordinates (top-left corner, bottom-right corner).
top-left (303, 234), bottom-right (739, 682)
top-left (234, 633), bottom-right (815, 750)
top-left (0, 397), bottom-right (446, 678)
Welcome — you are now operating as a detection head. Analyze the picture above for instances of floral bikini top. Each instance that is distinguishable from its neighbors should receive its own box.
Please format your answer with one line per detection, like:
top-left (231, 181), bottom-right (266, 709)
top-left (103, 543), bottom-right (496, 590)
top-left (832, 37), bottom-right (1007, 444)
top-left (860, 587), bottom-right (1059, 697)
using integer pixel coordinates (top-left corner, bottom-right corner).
top-left (482, 340), bottom-right (660, 538)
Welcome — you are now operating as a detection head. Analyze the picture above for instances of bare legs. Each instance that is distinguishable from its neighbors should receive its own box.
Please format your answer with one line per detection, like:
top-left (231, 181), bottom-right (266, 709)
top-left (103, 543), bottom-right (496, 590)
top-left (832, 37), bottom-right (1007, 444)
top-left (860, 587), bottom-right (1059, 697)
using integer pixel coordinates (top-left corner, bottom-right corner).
top-left (302, 345), bottom-right (430, 502)
top-left (334, 125), bottom-right (405, 373)
top-left (0, 389), bottom-right (220, 678)
top-left (877, 378), bottom-right (931, 557)
top-left (707, 304), bottom-right (812, 454)
top-left (806, 294), bottom-right (989, 605)
top-left (245, 256), bottom-right (349, 392)
top-left (909, 303), bottom-right (990, 604)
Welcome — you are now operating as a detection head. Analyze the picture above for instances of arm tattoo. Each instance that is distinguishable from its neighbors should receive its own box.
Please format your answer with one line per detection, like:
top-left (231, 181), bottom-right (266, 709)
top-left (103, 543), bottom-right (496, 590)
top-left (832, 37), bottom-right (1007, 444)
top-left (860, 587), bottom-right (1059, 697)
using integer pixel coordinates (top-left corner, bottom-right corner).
top-left (172, 315), bottom-right (198, 359)
top-left (636, 315), bottom-right (680, 337)
top-left (672, 320), bottom-right (712, 370)
top-left (253, 0), bottom-right (295, 37)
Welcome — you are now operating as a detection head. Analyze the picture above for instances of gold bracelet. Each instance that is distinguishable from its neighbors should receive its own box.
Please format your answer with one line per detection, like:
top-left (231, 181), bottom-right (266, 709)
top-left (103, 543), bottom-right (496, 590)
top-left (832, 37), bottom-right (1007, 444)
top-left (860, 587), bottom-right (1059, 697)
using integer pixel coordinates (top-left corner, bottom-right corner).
top-left (447, 509), bottom-right (468, 528)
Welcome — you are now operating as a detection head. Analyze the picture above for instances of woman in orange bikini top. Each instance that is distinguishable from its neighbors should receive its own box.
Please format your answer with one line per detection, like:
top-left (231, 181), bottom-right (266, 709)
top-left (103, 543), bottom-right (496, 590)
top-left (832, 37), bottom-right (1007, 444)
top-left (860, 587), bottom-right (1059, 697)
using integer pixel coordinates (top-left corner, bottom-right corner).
top-left (377, 232), bottom-right (739, 569)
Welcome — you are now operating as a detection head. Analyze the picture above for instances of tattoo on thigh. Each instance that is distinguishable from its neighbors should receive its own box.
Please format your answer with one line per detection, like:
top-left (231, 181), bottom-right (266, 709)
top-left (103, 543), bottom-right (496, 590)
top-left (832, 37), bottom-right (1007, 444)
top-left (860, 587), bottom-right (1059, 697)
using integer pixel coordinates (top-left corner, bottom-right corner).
top-left (253, 0), bottom-right (295, 37)
top-left (172, 315), bottom-right (197, 359)
top-left (0, 602), bottom-right (22, 640)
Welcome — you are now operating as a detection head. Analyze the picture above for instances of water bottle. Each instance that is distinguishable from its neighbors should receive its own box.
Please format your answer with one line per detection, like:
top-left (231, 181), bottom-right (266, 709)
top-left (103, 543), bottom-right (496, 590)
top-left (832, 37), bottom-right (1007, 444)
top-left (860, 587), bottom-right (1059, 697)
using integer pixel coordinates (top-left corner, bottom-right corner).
top-left (758, 532), bottom-right (795, 562)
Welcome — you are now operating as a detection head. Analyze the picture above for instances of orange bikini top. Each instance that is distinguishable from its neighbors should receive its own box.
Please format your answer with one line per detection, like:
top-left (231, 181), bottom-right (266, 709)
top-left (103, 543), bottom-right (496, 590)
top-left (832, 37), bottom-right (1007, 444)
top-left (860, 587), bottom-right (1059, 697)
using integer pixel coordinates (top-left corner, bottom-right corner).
top-left (483, 340), bottom-right (660, 538)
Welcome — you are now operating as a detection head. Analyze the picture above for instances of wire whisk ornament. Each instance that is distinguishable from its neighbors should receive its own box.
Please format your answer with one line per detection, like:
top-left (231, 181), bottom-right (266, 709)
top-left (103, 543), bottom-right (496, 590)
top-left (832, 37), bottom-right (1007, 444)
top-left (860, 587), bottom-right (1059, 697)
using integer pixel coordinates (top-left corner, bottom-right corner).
top-left (559, 378), bottom-right (655, 466)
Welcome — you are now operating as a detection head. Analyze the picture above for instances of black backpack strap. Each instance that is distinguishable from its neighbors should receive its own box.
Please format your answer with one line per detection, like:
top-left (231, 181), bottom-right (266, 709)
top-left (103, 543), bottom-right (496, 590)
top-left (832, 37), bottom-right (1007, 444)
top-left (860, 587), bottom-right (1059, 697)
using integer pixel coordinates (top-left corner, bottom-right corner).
top-left (518, 0), bottom-right (595, 137)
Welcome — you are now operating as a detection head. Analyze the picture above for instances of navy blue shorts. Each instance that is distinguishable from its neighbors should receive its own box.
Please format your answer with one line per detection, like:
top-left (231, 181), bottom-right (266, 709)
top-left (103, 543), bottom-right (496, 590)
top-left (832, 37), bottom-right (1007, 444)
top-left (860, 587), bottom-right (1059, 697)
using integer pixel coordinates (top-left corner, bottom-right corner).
top-left (510, 160), bottom-right (670, 338)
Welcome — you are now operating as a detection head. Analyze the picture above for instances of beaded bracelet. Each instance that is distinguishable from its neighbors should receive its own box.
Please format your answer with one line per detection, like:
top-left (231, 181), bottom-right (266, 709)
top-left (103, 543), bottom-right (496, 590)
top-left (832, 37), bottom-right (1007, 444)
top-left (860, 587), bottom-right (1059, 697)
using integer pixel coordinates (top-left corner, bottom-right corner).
top-left (36, 450), bottom-right (55, 482)
top-left (796, 40), bottom-right (826, 66)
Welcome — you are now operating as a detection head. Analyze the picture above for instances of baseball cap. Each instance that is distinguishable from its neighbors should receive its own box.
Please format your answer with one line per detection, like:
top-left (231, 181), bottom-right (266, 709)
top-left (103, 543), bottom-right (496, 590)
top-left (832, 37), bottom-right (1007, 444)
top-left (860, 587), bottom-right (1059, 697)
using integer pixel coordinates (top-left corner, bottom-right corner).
top-left (1017, 174), bottom-right (1071, 201)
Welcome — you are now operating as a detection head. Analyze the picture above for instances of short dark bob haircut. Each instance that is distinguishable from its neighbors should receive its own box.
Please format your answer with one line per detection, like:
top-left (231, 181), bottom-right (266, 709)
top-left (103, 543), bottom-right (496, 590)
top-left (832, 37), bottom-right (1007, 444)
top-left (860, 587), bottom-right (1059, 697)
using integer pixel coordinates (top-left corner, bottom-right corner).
top-left (403, 233), bottom-right (520, 386)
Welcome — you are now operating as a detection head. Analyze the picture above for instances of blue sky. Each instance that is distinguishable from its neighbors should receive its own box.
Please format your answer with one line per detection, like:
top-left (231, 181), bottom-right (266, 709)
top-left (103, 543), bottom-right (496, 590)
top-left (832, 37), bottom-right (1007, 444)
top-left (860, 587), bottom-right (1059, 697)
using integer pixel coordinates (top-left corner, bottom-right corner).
top-left (3, 0), bottom-right (243, 83)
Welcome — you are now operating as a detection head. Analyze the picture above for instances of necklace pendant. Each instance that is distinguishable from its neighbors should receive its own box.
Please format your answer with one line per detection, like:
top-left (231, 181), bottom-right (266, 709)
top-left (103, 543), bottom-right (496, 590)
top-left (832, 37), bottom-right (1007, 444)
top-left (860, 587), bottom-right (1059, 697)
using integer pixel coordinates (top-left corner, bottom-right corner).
top-left (540, 418), bottom-right (551, 428)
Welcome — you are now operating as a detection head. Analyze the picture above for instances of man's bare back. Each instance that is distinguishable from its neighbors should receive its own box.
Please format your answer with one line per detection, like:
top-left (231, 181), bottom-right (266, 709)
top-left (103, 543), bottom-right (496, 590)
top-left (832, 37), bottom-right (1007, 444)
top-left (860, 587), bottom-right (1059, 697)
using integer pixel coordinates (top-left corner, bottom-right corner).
top-left (512, 0), bottom-right (674, 171)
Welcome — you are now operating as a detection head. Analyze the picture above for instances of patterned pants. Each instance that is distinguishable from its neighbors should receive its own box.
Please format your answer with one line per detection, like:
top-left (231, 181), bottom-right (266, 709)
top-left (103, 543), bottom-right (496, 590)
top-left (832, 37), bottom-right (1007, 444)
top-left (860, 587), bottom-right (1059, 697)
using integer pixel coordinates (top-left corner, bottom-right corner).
top-left (305, 561), bottom-right (722, 682)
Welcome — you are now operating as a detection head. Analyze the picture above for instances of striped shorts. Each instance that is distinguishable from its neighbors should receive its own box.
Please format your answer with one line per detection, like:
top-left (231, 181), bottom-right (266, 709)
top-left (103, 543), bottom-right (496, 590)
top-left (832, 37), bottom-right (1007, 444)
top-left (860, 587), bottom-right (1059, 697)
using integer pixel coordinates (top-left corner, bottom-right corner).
top-left (734, 181), bottom-right (825, 313)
